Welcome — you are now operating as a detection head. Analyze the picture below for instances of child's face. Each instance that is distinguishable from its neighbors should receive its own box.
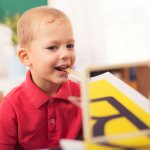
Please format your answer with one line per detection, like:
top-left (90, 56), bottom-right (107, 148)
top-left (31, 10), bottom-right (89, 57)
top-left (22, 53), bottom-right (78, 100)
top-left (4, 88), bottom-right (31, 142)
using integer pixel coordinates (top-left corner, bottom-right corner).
top-left (28, 20), bottom-right (76, 86)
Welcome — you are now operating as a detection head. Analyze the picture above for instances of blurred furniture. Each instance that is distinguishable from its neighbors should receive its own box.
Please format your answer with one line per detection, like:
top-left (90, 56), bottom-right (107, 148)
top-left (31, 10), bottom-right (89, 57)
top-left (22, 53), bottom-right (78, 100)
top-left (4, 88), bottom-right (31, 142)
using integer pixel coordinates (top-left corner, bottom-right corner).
top-left (136, 65), bottom-right (150, 99)
top-left (90, 61), bottom-right (150, 99)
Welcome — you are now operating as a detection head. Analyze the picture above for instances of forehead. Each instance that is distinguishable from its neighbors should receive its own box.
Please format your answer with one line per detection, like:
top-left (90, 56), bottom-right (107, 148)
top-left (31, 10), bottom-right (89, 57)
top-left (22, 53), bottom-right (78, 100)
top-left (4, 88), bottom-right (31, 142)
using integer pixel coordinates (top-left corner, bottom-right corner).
top-left (39, 18), bottom-right (72, 32)
top-left (32, 20), bottom-right (74, 44)
top-left (32, 16), bottom-right (71, 34)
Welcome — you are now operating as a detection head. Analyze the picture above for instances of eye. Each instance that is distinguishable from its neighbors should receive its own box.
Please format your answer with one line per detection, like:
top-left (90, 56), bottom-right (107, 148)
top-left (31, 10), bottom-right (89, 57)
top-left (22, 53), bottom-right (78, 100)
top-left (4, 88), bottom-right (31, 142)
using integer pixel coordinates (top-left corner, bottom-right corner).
top-left (67, 44), bottom-right (75, 49)
top-left (47, 45), bottom-right (58, 51)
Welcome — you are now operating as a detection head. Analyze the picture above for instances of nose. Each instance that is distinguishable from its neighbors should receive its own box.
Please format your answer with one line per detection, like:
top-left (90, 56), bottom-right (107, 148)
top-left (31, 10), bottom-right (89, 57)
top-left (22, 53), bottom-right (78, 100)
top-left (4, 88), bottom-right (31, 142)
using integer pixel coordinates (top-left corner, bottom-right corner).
top-left (59, 48), bottom-right (70, 60)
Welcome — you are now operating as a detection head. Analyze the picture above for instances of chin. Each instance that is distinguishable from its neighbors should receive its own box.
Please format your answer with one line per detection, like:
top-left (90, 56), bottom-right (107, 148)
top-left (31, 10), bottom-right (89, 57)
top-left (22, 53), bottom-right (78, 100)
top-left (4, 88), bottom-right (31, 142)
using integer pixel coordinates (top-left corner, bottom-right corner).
top-left (55, 78), bottom-right (68, 85)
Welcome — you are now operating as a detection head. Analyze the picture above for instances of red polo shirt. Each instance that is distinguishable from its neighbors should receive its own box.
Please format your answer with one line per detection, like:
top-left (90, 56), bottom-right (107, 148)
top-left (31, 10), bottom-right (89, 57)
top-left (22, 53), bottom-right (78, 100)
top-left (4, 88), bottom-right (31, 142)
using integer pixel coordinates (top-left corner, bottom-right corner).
top-left (0, 70), bottom-right (82, 150)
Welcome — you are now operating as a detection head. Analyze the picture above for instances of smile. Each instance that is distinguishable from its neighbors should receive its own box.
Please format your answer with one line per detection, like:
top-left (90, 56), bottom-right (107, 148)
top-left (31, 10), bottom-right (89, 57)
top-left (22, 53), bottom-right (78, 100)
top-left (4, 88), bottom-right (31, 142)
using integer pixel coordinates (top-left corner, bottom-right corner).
top-left (54, 65), bottom-right (70, 72)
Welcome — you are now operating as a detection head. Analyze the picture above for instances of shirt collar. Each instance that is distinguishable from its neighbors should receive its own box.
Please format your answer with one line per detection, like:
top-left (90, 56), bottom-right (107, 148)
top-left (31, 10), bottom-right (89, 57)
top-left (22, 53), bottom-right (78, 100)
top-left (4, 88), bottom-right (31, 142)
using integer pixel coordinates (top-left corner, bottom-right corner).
top-left (22, 70), bottom-right (72, 109)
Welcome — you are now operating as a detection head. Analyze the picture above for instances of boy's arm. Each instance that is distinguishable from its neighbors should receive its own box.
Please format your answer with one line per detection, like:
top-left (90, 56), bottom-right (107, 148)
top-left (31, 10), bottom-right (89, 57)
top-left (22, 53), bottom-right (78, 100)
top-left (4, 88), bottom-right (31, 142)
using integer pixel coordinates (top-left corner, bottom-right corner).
top-left (0, 98), bottom-right (17, 150)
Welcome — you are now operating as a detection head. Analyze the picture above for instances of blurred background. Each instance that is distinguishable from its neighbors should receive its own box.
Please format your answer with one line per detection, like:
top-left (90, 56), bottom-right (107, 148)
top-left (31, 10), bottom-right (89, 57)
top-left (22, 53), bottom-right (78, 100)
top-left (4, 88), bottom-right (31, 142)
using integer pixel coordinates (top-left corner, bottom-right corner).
top-left (50, 0), bottom-right (150, 67)
top-left (1, 0), bottom-right (150, 97)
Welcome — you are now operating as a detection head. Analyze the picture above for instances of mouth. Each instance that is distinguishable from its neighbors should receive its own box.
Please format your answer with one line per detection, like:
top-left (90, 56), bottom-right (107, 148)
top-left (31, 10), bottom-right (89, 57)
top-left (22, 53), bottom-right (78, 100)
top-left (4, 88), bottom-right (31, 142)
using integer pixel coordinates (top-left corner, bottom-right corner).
top-left (54, 65), bottom-right (70, 72)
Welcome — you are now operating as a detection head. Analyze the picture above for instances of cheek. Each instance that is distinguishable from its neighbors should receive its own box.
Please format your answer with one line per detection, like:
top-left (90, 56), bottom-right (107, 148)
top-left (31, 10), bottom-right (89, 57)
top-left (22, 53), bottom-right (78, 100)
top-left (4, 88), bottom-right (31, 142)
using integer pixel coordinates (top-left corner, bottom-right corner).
top-left (33, 56), bottom-right (53, 68)
top-left (71, 53), bottom-right (76, 65)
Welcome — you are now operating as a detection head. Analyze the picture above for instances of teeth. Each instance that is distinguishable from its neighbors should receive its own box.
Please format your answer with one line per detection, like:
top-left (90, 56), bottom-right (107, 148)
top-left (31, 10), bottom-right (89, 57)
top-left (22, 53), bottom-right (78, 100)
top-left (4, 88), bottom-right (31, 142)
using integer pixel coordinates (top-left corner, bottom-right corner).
top-left (61, 66), bottom-right (66, 69)
top-left (55, 65), bottom-right (68, 71)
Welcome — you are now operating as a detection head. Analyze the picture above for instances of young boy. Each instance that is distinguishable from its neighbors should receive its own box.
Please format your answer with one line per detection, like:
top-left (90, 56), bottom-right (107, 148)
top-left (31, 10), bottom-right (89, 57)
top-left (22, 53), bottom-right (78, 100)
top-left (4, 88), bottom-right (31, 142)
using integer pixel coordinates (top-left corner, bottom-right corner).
top-left (0, 6), bottom-right (82, 150)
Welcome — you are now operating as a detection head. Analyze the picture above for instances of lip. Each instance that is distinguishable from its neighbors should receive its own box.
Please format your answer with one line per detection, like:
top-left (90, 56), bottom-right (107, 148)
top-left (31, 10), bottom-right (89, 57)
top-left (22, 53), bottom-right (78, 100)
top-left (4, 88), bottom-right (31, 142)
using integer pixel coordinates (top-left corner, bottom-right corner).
top-left (54, 67), bottom-right (68, 77)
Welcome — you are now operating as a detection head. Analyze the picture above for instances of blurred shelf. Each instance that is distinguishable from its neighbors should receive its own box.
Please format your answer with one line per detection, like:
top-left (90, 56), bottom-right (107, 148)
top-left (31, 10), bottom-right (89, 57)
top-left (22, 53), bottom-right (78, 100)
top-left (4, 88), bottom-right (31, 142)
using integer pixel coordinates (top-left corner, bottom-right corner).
top-left (90, 62), bottom-right (150, 100)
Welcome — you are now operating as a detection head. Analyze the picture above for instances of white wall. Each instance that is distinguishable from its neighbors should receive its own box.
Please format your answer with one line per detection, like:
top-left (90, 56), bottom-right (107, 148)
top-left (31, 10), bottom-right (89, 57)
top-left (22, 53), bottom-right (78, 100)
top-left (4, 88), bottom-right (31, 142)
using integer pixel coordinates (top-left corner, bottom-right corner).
top-left (0, 24), bottom-right (14, 77)
top-left (102, 0), bottom-right (150, 64)
top-left (49, 0), bottom-right (150, 68)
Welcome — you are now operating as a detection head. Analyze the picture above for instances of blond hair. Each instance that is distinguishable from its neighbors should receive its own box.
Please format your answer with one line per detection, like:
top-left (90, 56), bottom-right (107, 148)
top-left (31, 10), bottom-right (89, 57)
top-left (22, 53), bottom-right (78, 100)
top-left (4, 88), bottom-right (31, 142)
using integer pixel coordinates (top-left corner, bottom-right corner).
top-left (17, 6), bottom-right (69, 48)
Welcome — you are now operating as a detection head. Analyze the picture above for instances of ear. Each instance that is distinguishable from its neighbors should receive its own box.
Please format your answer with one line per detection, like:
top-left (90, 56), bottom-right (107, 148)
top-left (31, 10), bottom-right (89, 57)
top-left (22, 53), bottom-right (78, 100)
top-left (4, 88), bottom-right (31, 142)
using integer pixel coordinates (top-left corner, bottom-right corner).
top-left (18, 48), bottom-right (32, 67)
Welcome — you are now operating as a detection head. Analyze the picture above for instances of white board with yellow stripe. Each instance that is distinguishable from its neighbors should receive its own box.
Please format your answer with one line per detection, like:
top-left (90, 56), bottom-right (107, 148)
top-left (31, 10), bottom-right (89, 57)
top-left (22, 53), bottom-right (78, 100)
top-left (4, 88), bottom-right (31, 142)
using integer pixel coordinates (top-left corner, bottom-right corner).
top-left (81, 71), bottom-right (150, 149)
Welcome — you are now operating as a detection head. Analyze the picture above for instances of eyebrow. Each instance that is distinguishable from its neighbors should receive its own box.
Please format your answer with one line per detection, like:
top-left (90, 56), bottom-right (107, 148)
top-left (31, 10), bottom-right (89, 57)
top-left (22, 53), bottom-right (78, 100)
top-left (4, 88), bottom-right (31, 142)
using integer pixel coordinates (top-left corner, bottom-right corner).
top-left (47, 39), bottom-right (75, 44)
top-left (68, 39), bottom-right (75, 43)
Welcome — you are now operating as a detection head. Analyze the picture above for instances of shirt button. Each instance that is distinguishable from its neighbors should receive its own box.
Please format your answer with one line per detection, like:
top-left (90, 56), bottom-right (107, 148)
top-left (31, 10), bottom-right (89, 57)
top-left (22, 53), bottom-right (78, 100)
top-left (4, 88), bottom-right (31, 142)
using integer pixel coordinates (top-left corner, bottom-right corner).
top-left (48, 131), bottom-right (55, 138)
top-left (50, 118), bottom-right (55, 124)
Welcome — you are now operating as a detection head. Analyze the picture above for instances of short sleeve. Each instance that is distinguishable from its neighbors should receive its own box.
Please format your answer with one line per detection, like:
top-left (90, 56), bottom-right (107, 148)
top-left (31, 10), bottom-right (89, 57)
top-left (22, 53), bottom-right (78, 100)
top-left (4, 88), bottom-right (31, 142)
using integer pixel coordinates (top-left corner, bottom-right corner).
top-left (0, 98), bottom-right (17, 148)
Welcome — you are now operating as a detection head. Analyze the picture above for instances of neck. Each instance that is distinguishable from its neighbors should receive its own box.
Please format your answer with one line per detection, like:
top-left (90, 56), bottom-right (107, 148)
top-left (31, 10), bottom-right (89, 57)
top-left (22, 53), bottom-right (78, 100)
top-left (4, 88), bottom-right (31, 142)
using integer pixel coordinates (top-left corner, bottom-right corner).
top-left (36, 80), bottom-right (61, 97)
top-left (44, 83), bottom-right (60, 97)
top-left (30, 72), bottom-right (61, 97)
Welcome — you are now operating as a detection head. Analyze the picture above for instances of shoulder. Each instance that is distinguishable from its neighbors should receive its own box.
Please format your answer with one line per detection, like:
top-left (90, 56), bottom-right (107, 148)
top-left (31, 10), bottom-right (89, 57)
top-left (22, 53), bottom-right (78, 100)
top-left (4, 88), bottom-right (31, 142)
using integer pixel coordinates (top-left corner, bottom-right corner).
top-left (0, 82), bottom-right (26, 118)
top-left (2, 82), bottom-right (25, 105)
top-left (0, 86), bottom-right (22, 120)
